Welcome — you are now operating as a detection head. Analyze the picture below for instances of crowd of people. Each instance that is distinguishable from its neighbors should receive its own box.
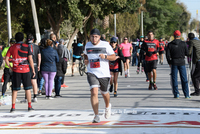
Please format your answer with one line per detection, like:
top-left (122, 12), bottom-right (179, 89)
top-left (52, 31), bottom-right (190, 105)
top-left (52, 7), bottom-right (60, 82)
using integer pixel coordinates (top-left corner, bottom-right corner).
top-left (0, 28), bottom-right (200, 123)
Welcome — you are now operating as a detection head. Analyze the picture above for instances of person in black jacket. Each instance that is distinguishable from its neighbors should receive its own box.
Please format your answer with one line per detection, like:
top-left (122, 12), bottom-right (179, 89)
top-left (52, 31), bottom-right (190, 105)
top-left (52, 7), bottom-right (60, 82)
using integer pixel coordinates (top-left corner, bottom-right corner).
top-left (166, 30), bottom-right (190, 99)
top-left (54, 49), bottom-right (67, 97)
top-left (108, 37), bottom-right (125, 97)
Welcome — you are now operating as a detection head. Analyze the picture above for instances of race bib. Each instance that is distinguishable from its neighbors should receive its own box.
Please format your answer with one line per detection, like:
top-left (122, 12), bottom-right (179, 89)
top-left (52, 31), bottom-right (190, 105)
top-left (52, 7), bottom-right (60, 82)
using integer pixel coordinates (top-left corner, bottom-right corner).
top-left (90, 59), bottom-right (100, 68)
top-left (148, 47), bottom-right (155, 52)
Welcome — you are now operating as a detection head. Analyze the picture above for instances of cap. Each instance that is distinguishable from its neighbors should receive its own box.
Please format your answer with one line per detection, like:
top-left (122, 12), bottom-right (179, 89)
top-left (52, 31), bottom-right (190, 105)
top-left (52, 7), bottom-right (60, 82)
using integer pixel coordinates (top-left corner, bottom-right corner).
top-left (140, 36), bottom-right (144, 38)
top-left (90, 28), bottom-right (101, 35)
top-left (10, 38), bottom-right (16, 43)
top-left (110, 37), bottom-right (117, 43)
top-left (160, 37), bottom-right (162, 39)
top-left (174, 30), bottom-right (181, 36)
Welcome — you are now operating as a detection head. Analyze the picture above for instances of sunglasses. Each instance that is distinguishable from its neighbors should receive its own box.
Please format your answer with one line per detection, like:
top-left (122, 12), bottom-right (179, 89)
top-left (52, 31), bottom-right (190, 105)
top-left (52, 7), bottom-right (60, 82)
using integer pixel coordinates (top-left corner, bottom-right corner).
top-left (110, 42), bottom-right (116, 43)
top-left (124, 39), bottom-right (128, 40)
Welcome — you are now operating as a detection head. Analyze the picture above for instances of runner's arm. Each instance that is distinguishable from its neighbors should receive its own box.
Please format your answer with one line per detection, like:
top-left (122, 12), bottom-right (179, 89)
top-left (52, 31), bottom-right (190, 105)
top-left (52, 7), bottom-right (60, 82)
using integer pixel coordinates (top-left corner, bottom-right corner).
top-left (5, 56), bottom-right (12, 71)
top-left (84, 54), bottom-right (89, 65)
top-left (99, 54), bottom-right (116, 61)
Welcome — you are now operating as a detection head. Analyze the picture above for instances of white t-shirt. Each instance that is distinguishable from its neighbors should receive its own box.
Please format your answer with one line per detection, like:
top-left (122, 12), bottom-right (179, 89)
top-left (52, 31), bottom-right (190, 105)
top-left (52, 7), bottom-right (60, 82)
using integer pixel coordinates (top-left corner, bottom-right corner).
top-left (84, 40), bottom-right (114, 78)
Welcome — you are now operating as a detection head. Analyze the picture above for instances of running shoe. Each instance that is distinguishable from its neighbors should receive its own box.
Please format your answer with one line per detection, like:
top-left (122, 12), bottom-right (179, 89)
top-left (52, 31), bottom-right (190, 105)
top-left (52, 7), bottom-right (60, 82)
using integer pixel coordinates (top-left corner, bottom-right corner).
top-left (128, 73), bottom-right (130, 77)
top-left (114, 91), bottom-right (117, 97)
top-left (148, 82), bottom-right (153, 90)
top-left (54, 95), bottom-right (62, 98)
top-left (190, 92), bottom-right (200, 96)
top-left (125, 73), bottom-right (128, 78)
top-left (20, 99), bottom-right (27, 103)
top-left (185, 96), bottom-right (191, 99)
top-left (153, 83), bottom-right (158, 90)
top-left (28, 107), bottom-right (34, 112)
top-left (105, 103), bottom-right (111, 119)
top-left (32, 97), bottom-right (37, 103)
top-left (136, 67), bottom-right (140, 74)
top-left (174, 94), bottom-right (179, 99)
top-left (10, 108), bottom-right (15, 113)
top-left (141, 67), bottom-right (144, 73)
top-left (146, 79), bottom-right (149, 82)
top-left (161, 62), bottom-right (163, 65)
top-left (109, 84), bottom-right (113, 92)
top-left (92, 115), bottom-right (100, 123)
top-left (48, 97), bottom-right (54, 100)
top-left (38, 91), bottom-right (42, 96)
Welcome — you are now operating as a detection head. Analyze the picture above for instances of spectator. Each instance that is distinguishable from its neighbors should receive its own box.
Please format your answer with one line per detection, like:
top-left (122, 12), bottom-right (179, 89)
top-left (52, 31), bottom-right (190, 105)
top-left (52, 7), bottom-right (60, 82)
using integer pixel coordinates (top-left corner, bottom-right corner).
top-left (101, 34), bottom-right (106, 41)
top-left (166, 30), bottom-right (190, 99)
top-left (5, 32), bottom-right (35, 113)
top-left (187, 33), bottom-right (200, 96)
top-left (41, 39), bottom-right (59, 99)
top-left (1, 38), bottom-right (15, 97)
top-left (54, 48), bottom-right (67, 97)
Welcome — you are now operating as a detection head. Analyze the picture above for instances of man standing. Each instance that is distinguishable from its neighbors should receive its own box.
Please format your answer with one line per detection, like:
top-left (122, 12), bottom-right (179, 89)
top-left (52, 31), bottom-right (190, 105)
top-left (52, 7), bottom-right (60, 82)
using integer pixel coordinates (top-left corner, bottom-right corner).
top-left (1, 38), bottom-right (15, 97)
top-left (27, 34), bottom-right (41, 102)
top-left (166, 30), bottom-right (190, 98)
top-left (159, 38), bottom-right (165, 65)
top-left (142, 31), bottom-right (159, 90)
top-left (84, 28), bottom-right (116, 123)
top-left (187, 33), bottom-right (200, 96)
top-left (5, 32), bottom-right (35, 113)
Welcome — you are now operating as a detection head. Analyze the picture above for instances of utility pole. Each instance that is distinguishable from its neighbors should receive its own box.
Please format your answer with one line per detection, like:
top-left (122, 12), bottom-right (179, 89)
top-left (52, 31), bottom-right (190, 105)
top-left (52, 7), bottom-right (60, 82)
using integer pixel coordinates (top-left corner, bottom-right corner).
top-left (197, 10), bottom-right (199, 37)
top-left (114, 14), bottom-right (116, 37)
top-left (141, 3), bottom-right (144, 36)
top-left (30, 0), bottom-right (41, 44)
top-left (6, 0), bottom-right (12, 44)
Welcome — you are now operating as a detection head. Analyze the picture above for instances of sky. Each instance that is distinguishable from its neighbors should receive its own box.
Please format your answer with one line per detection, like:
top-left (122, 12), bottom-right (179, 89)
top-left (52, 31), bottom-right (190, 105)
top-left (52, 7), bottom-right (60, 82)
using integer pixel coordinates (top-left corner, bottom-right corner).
top-left (179, 0), bottom-right (200, 20)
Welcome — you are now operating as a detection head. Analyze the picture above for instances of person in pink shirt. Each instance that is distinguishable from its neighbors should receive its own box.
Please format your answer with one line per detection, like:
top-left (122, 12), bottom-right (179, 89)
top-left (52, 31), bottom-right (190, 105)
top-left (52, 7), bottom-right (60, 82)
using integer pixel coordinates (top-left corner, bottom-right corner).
top-left (120, 37), bottom-right (133, 78)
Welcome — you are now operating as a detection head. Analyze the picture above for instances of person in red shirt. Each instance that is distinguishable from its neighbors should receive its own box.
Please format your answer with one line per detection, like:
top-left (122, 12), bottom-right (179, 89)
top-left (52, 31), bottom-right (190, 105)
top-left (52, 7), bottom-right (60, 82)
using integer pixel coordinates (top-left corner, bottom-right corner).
top-left (142, 31), bottom-right (160, 90)
top-left (5, 32), bottom-right (35, 113)
top-left (159, 38), bottom-right (165, 65)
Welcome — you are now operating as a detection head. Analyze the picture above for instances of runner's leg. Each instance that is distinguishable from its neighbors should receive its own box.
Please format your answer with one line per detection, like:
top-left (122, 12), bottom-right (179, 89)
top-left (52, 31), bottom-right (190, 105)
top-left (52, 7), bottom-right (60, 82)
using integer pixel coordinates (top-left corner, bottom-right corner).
top-left (91, 87), bottom-right (99, 115)
top-left (114, 72), bottom-right (119, 92)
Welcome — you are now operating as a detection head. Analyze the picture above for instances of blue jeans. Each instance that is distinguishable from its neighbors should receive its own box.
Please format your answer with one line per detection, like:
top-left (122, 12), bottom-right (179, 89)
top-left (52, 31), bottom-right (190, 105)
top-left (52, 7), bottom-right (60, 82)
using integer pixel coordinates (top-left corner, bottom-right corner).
top-left (171, 65), bottom-right (189, 97)
top-left (54, 76), bottom-right (63, 96)
top-left (38, 77), bottom-right (44, 91)
top-left (132, 52), bottom-right (138, 66)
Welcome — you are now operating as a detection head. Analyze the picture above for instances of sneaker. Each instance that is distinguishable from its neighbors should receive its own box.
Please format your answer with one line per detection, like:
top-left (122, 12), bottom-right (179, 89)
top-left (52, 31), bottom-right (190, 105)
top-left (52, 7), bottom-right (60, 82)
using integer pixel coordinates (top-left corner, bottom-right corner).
top-left (190, 92), bottom-right (200, 96)
top-left (105, 103), bottom-right (111, 119)
top-left (125, 73), bottom-right (128, 78)
top-left (45, 96), bottom-right (49, 99)
top-left (128, 73), bottom-right (130, 77)
top-left (109, 84), bottom-right (113, 92)
top-left (174, 94), bottom-right (179, 99)
top-left (32, 98), bottom-right (37, 103)
top-left (92, 115), bottom-right (100, 123)
top-left (28, 107), bottom-right (34, 112)
top-left (20, 99), bottom-right (27, 103)
top-left (38, 91), bottom-right (42, 96)
top-left (148, 82), bottom-right (153, 90)
top-left (185, 96), bottom-right (191, 99)
top-left (114, 91), bottom-right (117, 97)
top-left (141, 67), bottom-right (144, 73)
top-left (54, 95), bottom-right (62, 98)
top-left (136, 68), bottom-right (139, 74)
top-left (146, 79), bottom-right (149, 82)
top-left (153, 83), bottom-right (158, 90)
top-left (48, 97), bottom-right (54, 100)
top-left (161, 62), bottom-right (163, 65)
top-left (10, 108), bottom-right (15, 113)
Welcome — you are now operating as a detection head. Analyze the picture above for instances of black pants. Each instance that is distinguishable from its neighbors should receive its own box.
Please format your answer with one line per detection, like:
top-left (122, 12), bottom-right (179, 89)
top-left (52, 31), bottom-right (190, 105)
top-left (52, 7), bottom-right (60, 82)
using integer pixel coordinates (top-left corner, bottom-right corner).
top-left (2, 68), bottom-right (12, 95)
top-left (191, 61), bottom-right (200, 93)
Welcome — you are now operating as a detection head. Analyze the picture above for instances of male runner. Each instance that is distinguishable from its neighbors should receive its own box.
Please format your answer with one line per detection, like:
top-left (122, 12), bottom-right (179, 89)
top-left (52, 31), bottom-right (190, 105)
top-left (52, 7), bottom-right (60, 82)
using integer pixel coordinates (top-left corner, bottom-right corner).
top-left (142, 31), bottom-right (160, 90)
top-left (5, 32), bottom-right (35, 113)
top-left (159, 38), bottom-right (165, 65)
top-left (84, 28), bottom-right (116, 123)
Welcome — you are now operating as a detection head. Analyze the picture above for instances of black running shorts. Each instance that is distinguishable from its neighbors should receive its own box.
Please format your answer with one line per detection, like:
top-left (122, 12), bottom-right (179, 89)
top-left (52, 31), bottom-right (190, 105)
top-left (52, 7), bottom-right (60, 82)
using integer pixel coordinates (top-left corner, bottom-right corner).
top-left (146, 60), bottom-right (158, 72)
top-left (159, 51), bottom-right (164, 55)
top-left (124, 56), bottom-right (131, 63)
top-left (30, 66), bottom-right (38, 79)
top-left (73, 57), bottom-right (81, 63)
top-left (12, 72), bottom-right (32, 90)
top-left (86, 73), bottom-right (110, 94)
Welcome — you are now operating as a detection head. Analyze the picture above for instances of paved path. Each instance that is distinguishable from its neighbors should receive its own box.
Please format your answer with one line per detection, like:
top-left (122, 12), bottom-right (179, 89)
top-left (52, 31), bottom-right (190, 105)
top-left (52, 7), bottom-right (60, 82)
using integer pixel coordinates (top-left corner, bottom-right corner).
top-left (1, 58), bottom-right (200, 133)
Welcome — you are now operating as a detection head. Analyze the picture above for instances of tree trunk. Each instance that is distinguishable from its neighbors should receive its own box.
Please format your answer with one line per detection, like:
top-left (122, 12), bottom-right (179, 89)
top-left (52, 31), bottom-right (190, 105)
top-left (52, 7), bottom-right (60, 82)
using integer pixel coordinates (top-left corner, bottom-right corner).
top-left (103, 15), bottom-right (109, 30)
top-left (67, 9), bottom-right (92, 49)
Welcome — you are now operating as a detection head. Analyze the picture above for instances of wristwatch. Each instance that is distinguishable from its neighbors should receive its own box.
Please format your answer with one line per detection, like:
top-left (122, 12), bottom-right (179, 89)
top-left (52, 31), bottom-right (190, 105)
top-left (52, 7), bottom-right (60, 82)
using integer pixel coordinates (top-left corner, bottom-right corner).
top-left (105, 55), bottom-right (107, 59)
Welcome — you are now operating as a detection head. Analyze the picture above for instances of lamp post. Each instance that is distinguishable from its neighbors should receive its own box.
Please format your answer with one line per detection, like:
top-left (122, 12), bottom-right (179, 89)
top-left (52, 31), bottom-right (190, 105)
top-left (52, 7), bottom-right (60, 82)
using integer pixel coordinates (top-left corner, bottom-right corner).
top-left (141, 3), bottom-right (144, 36)
top-left (30, 0), bottom-right (41, 44)
top-left (6, 0), bottom-right (12, 44)
top-left (114, 14), bottom-right (116, 37)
